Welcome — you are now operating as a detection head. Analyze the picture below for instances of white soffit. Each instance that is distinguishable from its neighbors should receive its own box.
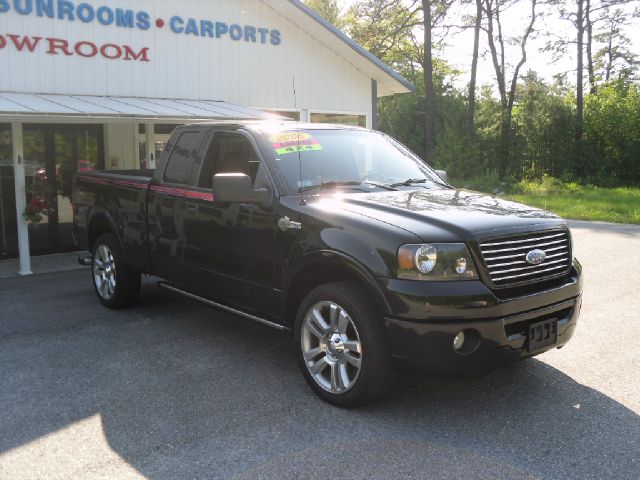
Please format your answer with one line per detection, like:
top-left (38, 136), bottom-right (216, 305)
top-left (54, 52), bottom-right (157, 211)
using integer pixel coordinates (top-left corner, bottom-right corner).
top-left (0, 92), bottom-right (277, 120)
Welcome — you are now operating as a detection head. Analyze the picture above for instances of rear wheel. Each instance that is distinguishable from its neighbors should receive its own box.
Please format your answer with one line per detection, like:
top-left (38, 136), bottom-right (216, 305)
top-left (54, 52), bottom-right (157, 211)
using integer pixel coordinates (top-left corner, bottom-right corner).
top-left (294, 281), bottom-right (393, 407)
top-left (92, 233), bottom-right (140, 309)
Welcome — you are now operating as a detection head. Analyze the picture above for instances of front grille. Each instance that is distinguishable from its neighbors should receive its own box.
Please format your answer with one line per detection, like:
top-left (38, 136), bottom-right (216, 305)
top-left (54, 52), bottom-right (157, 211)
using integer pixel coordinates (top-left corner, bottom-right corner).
top-left (479, 230), bottom-right (572, 287)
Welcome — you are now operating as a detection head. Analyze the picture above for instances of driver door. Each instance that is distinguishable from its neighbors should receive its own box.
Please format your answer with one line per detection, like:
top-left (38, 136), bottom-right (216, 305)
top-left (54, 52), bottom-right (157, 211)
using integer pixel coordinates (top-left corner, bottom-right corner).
top-left (181, 129), bottom-right (279, 316)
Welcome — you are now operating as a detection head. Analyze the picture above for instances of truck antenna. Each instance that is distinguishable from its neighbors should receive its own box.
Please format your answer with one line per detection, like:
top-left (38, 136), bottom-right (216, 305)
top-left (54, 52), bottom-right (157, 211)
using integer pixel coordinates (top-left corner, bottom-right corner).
top-left (293, 77), bottom-right (306, 206)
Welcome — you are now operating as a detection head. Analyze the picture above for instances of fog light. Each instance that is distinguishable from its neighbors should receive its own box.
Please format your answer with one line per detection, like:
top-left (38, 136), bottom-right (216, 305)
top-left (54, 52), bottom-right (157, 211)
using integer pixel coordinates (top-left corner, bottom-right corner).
top-left (453, 331), bottom-right (465, 351)
top-left (455, 257), bottom-right (467, 275)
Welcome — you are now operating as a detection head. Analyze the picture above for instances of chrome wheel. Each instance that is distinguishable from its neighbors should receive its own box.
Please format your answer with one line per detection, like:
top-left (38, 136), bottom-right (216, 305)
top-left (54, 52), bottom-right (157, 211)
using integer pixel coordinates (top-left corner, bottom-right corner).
top-left (93, 244), bottom-right (116, 300)
top-left (301, 301), bottom-right (363, 394)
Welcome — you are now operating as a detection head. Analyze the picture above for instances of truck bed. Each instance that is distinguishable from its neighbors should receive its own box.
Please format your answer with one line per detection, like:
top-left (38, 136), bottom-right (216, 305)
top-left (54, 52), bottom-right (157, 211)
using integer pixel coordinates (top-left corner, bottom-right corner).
top-left (73, 169), bottom-right (154, 272)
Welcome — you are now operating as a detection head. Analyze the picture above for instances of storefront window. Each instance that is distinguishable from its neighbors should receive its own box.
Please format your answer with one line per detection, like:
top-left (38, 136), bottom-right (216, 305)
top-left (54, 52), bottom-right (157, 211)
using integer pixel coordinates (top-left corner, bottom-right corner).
top-left (310, 113), bottom-right (366, 127)
top-left (263, 110), bottom-right (301, 121)
top-left (23, 125), bottom-right (103, 255)
top-left (0, 124), bottom-right (17, 258)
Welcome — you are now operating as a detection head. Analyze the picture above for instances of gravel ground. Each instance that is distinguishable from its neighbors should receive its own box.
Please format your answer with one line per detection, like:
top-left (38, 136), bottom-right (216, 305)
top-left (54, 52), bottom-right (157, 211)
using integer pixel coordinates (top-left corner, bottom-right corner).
top-left (0, 220), bottom-right (638, 480)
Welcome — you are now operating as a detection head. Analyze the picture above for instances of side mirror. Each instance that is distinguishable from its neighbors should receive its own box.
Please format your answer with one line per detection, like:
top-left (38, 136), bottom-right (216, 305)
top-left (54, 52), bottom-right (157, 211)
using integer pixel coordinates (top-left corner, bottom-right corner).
top-left (212, 173), bottom-right (270, 204)
top-left (434, 169), bottom-right (448, 183)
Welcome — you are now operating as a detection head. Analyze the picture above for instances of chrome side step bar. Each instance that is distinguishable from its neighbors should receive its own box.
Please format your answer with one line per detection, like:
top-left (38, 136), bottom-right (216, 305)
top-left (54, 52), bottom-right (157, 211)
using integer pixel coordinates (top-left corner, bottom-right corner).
top-left (157, 281), bottom-right (288, 332)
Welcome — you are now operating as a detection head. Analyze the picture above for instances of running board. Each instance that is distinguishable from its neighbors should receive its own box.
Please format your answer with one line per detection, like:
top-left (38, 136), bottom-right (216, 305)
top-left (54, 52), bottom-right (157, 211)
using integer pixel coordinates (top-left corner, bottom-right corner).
top-left (157, 281), bottom-right (288, 332)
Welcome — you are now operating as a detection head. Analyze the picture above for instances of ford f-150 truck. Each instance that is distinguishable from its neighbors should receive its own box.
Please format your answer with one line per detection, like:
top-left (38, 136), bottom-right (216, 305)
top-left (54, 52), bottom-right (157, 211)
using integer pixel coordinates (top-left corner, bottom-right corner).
top-left (73, 121), bottom-right (582, 406)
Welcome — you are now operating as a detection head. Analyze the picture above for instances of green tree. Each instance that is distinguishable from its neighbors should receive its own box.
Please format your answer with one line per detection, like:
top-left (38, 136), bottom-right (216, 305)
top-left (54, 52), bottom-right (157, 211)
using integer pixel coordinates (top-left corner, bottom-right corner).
top-left (483, 0), bottom-right (538, 178)
top-left (512, 72), bottom-right (575, 179)
top-left (303, 0), bottom-right (345, 28)
top-left (584, 81), bottom-right (640, 185)
top-left (593, 7), bottom-right (639, 83)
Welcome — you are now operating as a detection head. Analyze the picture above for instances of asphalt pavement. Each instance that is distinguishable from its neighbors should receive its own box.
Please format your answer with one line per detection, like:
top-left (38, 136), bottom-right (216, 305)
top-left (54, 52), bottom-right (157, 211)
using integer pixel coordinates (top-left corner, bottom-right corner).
top-left (0, 220), bottom-right (638, 479)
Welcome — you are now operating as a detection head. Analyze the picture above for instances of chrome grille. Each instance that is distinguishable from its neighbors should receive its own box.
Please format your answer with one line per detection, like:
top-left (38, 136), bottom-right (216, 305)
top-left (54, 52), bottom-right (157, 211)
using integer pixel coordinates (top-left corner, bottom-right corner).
top-left (480, 230), bottom-right (572, 287)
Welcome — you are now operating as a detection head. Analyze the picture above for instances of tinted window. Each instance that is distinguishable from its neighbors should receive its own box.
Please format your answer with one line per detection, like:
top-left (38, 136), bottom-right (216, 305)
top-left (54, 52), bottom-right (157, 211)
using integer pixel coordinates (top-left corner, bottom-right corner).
top-left (199, 133), bottom-right (264, 188)
top-left (163, 131), bottom-right (200, 185)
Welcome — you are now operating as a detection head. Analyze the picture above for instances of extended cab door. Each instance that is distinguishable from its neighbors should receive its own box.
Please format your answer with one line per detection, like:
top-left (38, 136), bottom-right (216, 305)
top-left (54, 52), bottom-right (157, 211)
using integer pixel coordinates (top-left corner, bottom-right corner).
top-left (147, 126), bottom-right (207, 284)
top-left (181, 128), bottom-right (279, 316)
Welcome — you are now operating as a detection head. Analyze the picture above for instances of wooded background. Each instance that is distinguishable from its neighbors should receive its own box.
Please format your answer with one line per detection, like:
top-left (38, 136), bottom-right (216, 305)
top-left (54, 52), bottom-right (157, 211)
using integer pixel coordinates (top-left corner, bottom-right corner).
top-left (304, 0), bottom-right (639, 187)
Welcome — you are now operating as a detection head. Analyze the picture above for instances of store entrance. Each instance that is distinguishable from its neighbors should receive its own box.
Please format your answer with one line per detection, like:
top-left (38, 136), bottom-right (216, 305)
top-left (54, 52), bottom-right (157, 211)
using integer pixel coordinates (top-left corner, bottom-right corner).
top-left (23, 124), bottom-right (104, 255)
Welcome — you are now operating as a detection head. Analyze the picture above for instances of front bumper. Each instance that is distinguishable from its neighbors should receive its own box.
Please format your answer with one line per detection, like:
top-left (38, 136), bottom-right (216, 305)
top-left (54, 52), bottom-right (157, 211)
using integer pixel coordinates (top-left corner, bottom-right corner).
top-left (381, 260), bottom-right (583, 371)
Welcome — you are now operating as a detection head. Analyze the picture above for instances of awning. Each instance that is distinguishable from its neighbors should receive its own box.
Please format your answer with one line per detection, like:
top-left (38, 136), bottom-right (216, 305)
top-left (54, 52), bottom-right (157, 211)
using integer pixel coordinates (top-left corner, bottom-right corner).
top-left (0, 92), bottom-right (277, 120)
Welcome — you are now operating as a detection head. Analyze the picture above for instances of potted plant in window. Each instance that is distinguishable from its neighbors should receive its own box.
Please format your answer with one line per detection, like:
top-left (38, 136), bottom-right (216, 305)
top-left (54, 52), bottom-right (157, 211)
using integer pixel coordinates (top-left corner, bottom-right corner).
top-left (23, 173), bottom-right (54, 225)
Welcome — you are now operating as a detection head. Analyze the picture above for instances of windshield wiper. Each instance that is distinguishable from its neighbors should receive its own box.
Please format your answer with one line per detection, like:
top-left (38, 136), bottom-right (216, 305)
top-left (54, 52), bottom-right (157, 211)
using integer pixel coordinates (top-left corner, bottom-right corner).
top-left (298, 180), bottom-right (398, 193)
top-left (362, 181), bottom-right (398, 191)
top-left (298, 180), bottom-right (400, 193)
top-left (389, 177), bottom-right (450, 189)
top-left (389, 178), bottom-right (428, 187)
top-left (298, 181), bottom-right (364, 193)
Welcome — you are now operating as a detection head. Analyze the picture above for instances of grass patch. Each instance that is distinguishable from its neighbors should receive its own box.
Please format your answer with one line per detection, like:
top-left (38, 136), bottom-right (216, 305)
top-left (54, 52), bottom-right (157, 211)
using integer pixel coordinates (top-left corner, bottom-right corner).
top-left (504, 177), bottom-right (640, 224)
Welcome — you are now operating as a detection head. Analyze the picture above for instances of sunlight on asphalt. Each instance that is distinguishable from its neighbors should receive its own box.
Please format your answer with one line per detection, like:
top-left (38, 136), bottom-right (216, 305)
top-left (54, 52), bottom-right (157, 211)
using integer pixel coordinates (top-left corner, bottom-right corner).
top-left (0, 414), bottom-right (145, 479)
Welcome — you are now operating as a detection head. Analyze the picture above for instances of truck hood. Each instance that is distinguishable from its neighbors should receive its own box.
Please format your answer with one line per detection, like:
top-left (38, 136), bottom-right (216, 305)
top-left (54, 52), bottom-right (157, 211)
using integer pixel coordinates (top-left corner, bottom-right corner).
top-left (311, 188), bottom-right (564, 242)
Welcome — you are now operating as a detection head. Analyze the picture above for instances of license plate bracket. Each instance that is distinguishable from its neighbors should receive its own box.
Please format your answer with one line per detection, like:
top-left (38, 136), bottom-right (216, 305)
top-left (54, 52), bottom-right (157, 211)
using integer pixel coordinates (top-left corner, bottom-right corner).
top-left (528, 318), bottom-right (558, 352)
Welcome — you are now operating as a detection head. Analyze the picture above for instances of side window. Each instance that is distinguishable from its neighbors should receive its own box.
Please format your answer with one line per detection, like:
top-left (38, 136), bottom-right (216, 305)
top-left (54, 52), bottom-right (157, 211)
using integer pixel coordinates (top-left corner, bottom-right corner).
top-left (199, 132), bottom-right (266, 188)
top-left (163, 131), bottom-right (200, 185)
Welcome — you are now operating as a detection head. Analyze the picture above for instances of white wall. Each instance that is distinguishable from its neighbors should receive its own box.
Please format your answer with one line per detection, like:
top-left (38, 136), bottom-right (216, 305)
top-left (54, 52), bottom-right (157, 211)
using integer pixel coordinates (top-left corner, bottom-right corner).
top-left (105, 123), bottom-right (137, 170)
top-left (0, 0), bottom-right (371, 118)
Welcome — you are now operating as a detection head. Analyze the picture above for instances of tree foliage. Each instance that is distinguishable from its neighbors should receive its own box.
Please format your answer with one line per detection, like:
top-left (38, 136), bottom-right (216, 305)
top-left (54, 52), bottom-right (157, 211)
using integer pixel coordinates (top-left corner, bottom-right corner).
top-left (306, 0), bottom-right (639, 186)
top-left (303, 0), bottom-right (345, 28)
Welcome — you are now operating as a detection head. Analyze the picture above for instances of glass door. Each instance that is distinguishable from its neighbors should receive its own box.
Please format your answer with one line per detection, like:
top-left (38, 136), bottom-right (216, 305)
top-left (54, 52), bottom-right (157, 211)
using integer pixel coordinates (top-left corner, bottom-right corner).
top-left (0, 124), bottom-right (16, 259)
top-left (23, 124), bottom-right (104, 255)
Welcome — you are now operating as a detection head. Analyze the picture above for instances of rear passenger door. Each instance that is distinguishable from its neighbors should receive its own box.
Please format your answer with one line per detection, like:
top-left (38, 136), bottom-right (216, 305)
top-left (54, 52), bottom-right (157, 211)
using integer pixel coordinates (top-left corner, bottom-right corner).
top-left (147, 127), bottom-right (206, 284)
top-left (181, 129), bottom-right (279, 316)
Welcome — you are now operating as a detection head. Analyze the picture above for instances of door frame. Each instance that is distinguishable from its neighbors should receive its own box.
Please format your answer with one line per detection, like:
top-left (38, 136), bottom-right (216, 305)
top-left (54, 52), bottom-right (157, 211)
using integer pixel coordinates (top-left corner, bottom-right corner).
top-left (24, 123), bottom-right (105, 254)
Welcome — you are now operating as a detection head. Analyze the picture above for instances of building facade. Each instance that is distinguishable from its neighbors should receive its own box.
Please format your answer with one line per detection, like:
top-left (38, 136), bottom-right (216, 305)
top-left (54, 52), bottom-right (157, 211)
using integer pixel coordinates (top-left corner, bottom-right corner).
top-left (0, 0), bottom-right (411, 272)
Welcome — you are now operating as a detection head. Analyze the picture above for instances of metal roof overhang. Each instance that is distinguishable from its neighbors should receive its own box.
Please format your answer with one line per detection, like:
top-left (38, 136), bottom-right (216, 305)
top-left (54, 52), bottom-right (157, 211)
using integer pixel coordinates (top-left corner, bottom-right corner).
top-left (271, 0), bottom-right (415, 96)
top-left (0, 92), bottom-right (278, 123)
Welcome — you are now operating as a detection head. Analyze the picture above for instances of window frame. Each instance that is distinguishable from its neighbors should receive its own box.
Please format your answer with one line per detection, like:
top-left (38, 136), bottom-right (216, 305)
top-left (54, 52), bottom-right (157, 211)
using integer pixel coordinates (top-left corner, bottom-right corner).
top-left (195, 127), bottom-right (277, 194)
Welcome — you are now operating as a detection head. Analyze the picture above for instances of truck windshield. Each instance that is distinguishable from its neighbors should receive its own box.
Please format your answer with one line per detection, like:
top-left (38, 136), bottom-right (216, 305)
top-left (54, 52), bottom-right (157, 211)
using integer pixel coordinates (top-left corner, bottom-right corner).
top-left (263, 128), bottom-right (446, 193)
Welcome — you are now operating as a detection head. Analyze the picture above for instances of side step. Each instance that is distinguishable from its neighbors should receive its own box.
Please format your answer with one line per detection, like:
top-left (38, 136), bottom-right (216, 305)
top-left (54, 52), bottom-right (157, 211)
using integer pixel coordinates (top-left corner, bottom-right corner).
top-left (157, 281), bottom-right (288, 332)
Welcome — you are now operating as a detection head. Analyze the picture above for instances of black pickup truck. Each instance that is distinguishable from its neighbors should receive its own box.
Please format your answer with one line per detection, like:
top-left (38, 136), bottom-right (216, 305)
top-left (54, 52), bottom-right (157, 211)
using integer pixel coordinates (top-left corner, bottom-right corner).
top-left (73, 121), bottom-right (582, 406)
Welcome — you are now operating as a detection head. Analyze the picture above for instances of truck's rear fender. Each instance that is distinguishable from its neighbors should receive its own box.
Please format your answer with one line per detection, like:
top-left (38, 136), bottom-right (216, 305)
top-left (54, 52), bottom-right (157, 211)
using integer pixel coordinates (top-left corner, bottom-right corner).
top-left (86, 188), bottom-right (151, 273)
top-left (281, 249), bottom-right (392, 329)
top-left (87, 208), bottom-right (127, 257)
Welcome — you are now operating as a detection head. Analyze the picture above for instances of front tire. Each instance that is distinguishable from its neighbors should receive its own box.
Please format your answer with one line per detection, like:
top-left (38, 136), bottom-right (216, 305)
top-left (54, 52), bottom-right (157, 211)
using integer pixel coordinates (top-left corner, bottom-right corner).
top-left (91, 233), bottom-right (140, 309)
top-left (294, 281), bottom-right (393, 407)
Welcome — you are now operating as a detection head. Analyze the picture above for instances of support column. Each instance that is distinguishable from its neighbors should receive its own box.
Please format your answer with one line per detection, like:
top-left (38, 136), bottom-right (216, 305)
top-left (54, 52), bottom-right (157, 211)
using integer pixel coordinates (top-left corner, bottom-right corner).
top-left (145, 123), bottom-right (155, 169)
top-left (371, 79), bottom-right (378, 130)
top-left (11, 122), bottom-right (31, 276)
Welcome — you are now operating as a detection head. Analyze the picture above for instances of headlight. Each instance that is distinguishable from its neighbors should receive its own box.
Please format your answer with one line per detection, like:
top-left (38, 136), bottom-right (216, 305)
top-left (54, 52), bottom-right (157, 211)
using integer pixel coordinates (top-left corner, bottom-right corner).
top-left (397, 243), bottom-right (478, 281)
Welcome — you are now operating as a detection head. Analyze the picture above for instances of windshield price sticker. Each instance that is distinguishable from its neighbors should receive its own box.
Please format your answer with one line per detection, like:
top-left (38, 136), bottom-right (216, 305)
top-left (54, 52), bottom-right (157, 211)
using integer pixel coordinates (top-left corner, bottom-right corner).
top-left (270, 132), bottom-right (323, 155)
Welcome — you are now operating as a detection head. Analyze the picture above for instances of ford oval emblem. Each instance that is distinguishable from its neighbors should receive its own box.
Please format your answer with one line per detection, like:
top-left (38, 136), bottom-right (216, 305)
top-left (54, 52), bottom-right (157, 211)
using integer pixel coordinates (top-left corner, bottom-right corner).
top-left (526, 249), bottom-right (547, 265)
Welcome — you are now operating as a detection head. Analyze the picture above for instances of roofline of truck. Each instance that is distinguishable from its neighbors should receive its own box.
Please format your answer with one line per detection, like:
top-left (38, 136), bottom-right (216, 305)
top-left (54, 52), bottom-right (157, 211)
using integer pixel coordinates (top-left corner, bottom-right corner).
top-left (175, 120), bottom-right (371, 132)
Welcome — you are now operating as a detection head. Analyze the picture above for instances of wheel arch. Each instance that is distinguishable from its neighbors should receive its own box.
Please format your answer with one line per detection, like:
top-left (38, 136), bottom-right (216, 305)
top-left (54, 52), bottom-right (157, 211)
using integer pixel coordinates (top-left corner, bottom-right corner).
top-left (88, 210), bottom-right (121, 254)
top-left (283, 251), bottom-right (391, 329)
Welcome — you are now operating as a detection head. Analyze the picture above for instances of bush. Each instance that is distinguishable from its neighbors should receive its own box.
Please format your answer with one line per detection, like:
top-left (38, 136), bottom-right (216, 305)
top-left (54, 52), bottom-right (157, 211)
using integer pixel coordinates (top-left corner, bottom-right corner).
top-left (449, 171), bottom-right (507, 193)
top-left (514, 175), bottom-right (568, 195)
